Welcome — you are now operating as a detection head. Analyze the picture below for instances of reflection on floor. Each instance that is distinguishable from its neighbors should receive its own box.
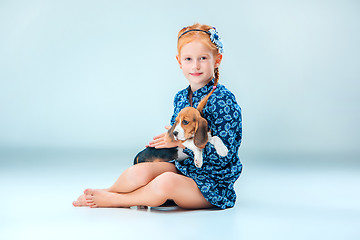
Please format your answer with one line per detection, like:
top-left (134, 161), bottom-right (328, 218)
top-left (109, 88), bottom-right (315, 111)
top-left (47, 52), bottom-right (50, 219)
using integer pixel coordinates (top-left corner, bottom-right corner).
top-left (1, 149), bottom-right (359, 240)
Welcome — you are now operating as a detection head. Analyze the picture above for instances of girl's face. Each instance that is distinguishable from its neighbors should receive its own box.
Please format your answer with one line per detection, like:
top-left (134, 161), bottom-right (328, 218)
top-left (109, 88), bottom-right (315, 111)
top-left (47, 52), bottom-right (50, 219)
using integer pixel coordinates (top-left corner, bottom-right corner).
top-left (177, 40), bottom-right (222, 92)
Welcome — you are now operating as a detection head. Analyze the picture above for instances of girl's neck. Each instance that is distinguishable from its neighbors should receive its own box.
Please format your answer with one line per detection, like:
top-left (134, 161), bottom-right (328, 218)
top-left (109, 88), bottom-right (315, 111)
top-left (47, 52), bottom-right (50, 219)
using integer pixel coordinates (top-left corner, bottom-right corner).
top-left (189, 79), bottom-right (212, 92)
top-left (190, 84), bottom-right (202, 93)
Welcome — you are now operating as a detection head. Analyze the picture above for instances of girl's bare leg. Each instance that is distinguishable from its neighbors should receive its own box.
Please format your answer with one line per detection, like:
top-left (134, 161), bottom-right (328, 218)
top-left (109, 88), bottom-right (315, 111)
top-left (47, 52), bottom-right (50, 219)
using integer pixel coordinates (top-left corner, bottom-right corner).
top-left (73, 162), bottom-right (178, 207)
top-left (84, 172), bottom-right (214, 209)
top-left (107, 162), bottom-right (178, 193)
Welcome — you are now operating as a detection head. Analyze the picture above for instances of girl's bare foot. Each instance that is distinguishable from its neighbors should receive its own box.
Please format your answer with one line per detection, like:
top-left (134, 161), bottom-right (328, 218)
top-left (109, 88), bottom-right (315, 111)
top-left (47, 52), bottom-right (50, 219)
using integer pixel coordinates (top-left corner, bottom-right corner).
top-left (84, 188), bottom-right (124, 208)
top-left (72, 194), bottom-right (87, 207)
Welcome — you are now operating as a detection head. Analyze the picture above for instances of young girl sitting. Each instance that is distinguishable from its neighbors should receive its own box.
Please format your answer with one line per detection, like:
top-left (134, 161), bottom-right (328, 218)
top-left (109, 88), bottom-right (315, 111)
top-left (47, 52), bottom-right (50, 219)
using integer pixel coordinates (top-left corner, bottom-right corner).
top-left (73, 23), bottom-right (242, 210)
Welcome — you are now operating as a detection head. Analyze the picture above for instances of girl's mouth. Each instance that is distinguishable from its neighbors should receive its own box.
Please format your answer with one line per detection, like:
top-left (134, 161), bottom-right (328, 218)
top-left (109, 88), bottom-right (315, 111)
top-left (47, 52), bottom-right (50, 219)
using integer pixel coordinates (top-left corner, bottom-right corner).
top-left (190, 73), bottom-right (203, 76)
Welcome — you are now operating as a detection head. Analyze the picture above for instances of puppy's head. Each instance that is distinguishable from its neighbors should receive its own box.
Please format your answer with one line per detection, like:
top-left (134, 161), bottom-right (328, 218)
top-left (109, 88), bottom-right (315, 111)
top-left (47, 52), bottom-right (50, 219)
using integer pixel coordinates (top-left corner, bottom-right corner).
top-left (168, 107), bottom-right (208, 148)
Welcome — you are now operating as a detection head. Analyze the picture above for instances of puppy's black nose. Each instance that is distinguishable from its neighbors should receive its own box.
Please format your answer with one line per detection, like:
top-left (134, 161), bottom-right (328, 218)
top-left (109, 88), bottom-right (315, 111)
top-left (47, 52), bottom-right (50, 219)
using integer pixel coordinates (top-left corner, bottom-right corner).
top-left (173, 131), bottom-right (178, 137)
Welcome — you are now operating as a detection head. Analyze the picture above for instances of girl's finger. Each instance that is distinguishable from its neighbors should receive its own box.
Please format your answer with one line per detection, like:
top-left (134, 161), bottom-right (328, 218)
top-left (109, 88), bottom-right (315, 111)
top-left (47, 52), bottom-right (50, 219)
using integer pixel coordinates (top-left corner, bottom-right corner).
top-left (153, 133), bottom-right (165, 140)
top-left (149, 140), bottom-right (166, 148)
top-left (149, 137), bottom-right (164, 145)
top-left (154, 140), bottom-right (166, 146)
top-left (155, 144), bottom-right (166, 149)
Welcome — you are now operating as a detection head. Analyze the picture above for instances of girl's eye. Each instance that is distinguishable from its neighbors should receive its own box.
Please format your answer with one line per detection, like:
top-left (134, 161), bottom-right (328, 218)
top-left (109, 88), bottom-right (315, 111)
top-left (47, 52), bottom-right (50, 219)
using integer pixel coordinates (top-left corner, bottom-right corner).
top-left (200, 57), bottom-right (207, 60)
top-left (182, 120), bottom-right (189, 125)
top-left (185, 58), bottom-right (191, 61)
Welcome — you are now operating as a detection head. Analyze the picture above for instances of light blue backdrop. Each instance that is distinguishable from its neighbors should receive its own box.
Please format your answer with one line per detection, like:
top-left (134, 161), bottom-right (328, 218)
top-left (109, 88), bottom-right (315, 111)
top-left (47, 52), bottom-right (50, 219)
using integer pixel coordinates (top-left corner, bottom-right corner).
top-left (1, 0), bottom-right (359, 158)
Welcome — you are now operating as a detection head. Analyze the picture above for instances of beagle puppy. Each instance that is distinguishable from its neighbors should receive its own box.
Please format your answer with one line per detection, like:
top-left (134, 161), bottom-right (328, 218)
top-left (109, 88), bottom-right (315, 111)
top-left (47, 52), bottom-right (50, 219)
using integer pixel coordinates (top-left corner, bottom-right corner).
top-left (134, 107), bottom-right (228, 168)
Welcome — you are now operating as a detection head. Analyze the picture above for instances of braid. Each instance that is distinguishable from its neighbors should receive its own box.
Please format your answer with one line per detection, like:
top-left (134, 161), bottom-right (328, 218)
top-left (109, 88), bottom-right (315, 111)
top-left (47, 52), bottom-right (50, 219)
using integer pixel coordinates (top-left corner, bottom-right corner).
top-left (197, 67), bottom-right (220, 115)
top-left (214, 67), bottom-right (219, 86)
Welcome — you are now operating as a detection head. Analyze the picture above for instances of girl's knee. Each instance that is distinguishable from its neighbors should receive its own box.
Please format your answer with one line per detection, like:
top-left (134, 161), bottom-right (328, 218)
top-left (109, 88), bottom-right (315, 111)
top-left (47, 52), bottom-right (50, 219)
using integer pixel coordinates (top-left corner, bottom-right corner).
top-left (151, 172), bottom-right (179, 197)
top-left (125, 164), bottom-right (154, 187)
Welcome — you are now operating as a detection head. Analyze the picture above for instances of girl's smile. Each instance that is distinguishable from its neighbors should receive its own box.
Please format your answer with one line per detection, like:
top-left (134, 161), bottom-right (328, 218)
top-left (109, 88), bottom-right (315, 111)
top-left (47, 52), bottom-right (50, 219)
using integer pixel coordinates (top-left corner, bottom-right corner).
top-left (190, 72), bottom-right (203, 76)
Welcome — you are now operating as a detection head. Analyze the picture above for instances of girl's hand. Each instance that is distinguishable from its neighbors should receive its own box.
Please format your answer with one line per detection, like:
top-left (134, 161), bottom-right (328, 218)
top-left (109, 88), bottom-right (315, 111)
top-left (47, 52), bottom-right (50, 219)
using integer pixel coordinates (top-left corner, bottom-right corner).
top-left (146, 126), bottom-right (183, 149)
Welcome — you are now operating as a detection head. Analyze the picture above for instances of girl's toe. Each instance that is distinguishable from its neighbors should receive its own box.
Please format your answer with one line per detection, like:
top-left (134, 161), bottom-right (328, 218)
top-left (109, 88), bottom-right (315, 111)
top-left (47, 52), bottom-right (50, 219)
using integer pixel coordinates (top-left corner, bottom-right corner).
top-left (85, 195), bottom-right (93, 200)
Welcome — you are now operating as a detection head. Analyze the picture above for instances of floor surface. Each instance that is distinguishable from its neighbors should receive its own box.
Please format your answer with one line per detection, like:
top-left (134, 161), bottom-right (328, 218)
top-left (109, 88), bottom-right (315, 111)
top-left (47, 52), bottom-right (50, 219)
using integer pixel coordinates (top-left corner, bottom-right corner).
top-left (1, 149), bottom-right (359, 240)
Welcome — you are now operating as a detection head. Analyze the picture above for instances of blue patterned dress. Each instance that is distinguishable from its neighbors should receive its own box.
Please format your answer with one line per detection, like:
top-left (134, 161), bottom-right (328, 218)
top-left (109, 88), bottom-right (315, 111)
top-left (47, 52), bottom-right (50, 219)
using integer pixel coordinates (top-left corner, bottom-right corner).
top-left (170, 79), bottom-right (243, 209)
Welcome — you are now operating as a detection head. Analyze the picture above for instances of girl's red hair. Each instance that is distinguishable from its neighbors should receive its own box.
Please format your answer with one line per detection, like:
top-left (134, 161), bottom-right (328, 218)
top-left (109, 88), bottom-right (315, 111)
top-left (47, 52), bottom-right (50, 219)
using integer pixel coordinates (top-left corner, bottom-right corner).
top-left (177, 23), bottom-right (219, 57)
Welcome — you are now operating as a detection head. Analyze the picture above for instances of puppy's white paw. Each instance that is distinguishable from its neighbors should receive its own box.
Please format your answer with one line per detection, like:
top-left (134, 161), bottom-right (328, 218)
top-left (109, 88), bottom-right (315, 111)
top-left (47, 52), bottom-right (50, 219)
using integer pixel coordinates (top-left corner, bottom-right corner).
top-left (216, 144), bottom-right (228, 157)
top-left (212, 136), bottom-right (229, 156)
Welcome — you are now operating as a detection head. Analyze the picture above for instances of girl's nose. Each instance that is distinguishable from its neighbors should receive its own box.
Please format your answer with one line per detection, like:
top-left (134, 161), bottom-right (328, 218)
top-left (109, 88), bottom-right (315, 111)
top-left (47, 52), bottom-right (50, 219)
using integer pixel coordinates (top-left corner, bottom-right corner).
top-left (193, 60), bottom-right (200, 70)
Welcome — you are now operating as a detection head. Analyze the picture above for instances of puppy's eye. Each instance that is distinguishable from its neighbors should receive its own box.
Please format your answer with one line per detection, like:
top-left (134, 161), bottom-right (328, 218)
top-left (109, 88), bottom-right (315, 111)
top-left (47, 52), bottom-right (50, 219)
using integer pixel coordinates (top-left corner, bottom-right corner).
top-left (182, 120), bottom-right (189, 125)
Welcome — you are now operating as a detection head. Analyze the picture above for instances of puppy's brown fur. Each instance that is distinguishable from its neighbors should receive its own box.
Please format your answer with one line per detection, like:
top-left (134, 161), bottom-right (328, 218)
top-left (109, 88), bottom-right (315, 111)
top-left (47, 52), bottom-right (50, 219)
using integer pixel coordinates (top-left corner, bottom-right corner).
top-left (167, 107), bottom-right (208, 148)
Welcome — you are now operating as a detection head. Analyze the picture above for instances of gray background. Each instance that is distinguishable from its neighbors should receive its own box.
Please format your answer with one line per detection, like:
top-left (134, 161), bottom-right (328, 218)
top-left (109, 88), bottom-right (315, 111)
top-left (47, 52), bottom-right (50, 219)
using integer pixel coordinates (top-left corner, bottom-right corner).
top-left (1, 0), bottom-right (359, 158)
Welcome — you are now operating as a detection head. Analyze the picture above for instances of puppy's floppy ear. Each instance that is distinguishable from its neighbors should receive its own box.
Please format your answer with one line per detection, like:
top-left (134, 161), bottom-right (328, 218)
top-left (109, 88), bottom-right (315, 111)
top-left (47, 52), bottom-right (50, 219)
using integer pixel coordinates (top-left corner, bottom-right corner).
top-left (167, 123), bottom-right (177, 142)
top-left (194, 117), bottom-right (208, 148)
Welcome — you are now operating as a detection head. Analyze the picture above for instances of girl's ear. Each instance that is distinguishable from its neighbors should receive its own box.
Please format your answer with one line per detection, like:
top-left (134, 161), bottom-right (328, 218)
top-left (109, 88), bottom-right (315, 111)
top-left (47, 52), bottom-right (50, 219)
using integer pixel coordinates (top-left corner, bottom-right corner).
top-left (215, 54), bottom-right (223, 68)
top-left (176, 55), bottom-right (182, 69)
top-left (194, 117), bottom-right (208, 148)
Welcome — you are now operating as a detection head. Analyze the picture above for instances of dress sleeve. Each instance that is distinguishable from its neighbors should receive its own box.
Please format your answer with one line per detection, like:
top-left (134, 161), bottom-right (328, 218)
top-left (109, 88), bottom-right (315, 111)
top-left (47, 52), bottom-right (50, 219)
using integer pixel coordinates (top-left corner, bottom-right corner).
top-left (203, 91), bottom-right (242, 167)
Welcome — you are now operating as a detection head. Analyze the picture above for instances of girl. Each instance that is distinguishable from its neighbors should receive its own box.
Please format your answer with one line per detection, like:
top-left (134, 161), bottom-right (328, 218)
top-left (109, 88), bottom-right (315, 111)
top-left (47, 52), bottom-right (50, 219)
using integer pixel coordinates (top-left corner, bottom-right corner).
top-left (73, 23), bottom-right (242, 210)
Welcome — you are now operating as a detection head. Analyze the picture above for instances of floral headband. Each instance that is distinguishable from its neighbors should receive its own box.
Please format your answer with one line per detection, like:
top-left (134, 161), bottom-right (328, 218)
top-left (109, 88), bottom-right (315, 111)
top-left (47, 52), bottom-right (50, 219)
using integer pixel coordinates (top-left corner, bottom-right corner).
top-left (178, 27), bottom-right (224, 54)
